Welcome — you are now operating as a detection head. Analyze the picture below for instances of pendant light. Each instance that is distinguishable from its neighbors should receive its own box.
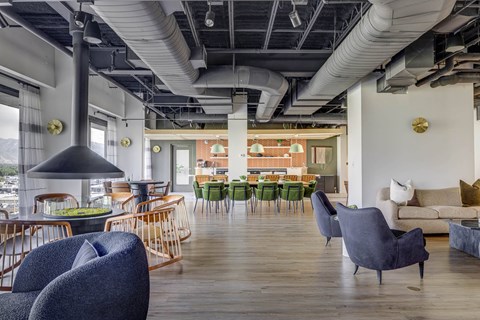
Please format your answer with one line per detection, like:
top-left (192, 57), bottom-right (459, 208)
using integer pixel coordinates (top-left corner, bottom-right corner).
top-left (211, 136), bottom-right (225, 154)
top-left (250, 135), bottom-right (265, 153)
top-left (83, 20), bottom-right (102, 44)
top-left (289, 135), bottom-right (304, 153)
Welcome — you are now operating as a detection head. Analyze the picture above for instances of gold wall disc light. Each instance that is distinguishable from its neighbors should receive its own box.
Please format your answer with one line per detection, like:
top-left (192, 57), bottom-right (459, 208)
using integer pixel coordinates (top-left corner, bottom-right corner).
top-left (47, 119), bottom-right (64, 135)
top-left (152, 145), bottom-right (161, 153)
top-left (412, 117), bottom-right (429, 133)
top-left (120, 137), bottom-right (131, 148)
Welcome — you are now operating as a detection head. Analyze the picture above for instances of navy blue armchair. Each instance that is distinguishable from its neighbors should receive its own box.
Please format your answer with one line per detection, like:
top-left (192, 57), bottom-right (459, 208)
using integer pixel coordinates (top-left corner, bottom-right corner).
top-left (311, 191), bottom-right (342, 246)
top-left (0, 232), bottom-right (149, 320)
top-left (337, 204), bottom-right (429, 284)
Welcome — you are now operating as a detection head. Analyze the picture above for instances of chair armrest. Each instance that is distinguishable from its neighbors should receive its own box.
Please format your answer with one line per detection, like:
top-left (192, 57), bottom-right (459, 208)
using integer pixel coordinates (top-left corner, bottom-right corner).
top-left (12, 235), bottom-right (92, 293)
top-left (87, 196), bottom-right (103, 207)
top-left (396, 228), bottom-right (429, 267)
top-left (376, 199), bottom-right (399, 227)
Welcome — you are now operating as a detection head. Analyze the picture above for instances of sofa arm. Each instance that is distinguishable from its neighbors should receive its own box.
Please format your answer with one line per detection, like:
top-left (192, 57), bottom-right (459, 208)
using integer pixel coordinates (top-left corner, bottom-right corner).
top-left (376, 198), bottom-right (399, 227)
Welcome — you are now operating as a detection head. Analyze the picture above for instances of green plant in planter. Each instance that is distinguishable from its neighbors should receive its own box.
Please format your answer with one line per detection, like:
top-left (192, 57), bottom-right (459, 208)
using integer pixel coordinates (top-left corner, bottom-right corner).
top-left (239, 175), bottom-right (247, 181)
top-left (276, 139), bottom-right (283, 146)
top-left (258, 175), bottom-right (265, 181)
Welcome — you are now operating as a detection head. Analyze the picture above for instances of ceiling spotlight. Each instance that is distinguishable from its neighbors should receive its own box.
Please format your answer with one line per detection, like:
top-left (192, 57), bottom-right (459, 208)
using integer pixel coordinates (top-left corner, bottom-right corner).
top-left (74, 4), bottom-right (86, 28)
top-left (205, 1), bottom-right (215, 28)
top-left (83, 20), bottom-right (102, 44)
top-left (289, 1), bottom-right (302, 28)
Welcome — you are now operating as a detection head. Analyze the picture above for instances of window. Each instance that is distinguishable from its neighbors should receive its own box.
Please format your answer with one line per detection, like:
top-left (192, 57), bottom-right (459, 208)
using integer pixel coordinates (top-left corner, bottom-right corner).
top-left (89, 116), bottom-right (108, 197)
top-left (0, 104), bottom-right (19, 214)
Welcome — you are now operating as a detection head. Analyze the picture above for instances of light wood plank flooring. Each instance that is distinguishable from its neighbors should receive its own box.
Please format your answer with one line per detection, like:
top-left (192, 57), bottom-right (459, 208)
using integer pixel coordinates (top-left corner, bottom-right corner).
top-left (148, 194), bottom-right (480, 320)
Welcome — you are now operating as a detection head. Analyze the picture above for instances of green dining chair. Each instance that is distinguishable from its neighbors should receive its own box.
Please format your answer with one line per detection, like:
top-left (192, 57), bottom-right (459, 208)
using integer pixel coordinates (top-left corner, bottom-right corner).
top-left (279, 181), bottom-right (305, 213)
top-left (304, 180), bottom-right (317, 208)
top-left (202, 181), bottom-right (228, 213)
top-left (192, 181), bottom-right (203, 212)
top-left (254, 181), bottom-right (279, 213)
top-left (228, 181), bottom-right (253, 213)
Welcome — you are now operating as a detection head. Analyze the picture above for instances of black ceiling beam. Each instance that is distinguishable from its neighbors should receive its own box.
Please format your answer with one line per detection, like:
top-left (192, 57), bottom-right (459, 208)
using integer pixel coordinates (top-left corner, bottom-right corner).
top-left (263, 0), bottom-right (279, 50)
top-left (228, 0), bottom-right (235, 49)
top-left (182, 1), bottom-right (201, 47)
top-left (189, 28), bottom-right (341, 33)
top-left (296, 0), bottom-right (326, 50)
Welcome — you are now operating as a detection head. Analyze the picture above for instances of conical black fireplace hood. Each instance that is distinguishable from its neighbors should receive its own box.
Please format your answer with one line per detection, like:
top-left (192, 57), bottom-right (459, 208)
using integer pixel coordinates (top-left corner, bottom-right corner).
top-left (28, 16), bottom-right (124, 179)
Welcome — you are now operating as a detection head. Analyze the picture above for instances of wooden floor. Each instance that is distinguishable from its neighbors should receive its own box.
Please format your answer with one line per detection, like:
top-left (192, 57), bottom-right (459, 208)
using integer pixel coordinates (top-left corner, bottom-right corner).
top-left (148, 194), bottom-right (480, 320)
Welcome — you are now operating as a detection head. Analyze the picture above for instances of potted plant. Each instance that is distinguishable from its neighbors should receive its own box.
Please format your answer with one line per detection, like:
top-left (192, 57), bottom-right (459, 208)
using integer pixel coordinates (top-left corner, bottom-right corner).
top-left (258, 175), bottom-right (265, 182)
top-left (239, 175), bottom-right (247, 182)
top-left (276, 139), bottom-right (283, 146)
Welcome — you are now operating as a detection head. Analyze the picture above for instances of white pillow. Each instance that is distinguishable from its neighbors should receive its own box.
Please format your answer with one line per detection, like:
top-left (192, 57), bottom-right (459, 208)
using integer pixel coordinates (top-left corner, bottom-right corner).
top-left (390, 179), bottom-right (414, 205)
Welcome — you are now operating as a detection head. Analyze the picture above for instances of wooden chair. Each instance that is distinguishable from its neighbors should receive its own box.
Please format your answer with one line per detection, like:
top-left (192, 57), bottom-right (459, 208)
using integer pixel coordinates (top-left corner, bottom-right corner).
top-left (33, 193), bottom-right (79, 214)
top-left (301, 174), bottom-right (317, 183)
top-left (111, 182), bottom-right (131, 193)
top-left (89, 192), bottom-right (133, 209)
top-left (283, 175), bottom-right (298, 181)
top-left (195, 175), bottom-right (211, 183)
top-left (212, 175), bottom-right (228, 182)
top-left (103, 181), bottom-right (113, 193)
top-left (0, 220), bottom-right (72, 291)
top-left (247, 174), bottom-right (259, 182)
top-left (265, 174), bottom-right (280, 182)
top-left (105, 207), bottom-right (182, 271)
top-left (149, 181), bottom-right (171, 197)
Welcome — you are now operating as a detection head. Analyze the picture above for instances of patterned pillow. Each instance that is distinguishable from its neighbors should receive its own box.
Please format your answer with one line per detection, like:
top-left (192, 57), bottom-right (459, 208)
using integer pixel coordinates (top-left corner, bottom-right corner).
top-left (390, 179), bottom-right (414, 205)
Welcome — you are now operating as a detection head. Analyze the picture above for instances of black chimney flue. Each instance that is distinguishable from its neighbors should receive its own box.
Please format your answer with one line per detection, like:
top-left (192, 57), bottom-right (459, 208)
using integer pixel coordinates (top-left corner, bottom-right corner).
top-left (27, 13), bottom-right (124, 180)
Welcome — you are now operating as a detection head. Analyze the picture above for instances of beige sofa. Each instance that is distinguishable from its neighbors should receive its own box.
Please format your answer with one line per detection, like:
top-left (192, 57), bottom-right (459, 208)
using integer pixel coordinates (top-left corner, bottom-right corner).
top-left (376, 187), bottom-right (478, 234)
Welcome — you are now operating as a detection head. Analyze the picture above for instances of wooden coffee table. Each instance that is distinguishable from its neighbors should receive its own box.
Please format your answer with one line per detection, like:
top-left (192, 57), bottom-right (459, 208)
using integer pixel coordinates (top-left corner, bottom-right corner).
top-left (449, 220), bottom-right (480, 258)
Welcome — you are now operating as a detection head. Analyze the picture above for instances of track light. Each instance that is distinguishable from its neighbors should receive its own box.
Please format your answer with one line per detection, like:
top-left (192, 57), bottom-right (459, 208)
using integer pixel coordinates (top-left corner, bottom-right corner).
top-left (205, 1), bottom-right (215, 27)
top-left (74, 3), bottom-right (86, 28)
top-left (83, 20), bottom-right (102, 44)
top-left (289, 1), bottom-right (302, 28)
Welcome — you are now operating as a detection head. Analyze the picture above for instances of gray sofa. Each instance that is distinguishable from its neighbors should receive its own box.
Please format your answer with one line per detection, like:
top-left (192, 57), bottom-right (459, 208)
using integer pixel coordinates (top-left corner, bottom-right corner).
top-left (376, 187), bottom-right (478, 234)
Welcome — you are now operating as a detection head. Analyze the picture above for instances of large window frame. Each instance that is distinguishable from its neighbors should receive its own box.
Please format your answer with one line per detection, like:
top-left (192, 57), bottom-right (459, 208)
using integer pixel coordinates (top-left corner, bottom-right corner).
top-left (88, 116), bottom-right (108, 197)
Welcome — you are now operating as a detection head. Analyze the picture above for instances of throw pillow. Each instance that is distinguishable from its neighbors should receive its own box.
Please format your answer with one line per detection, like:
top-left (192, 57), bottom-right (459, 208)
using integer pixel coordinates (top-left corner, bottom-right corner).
top-left (71, 240), bottom-right (99, 269)
top-left (390, 179), bottom-right (414, 205)
top-left (407, 190), bottom-right (421, 207)
top-left (459, 179), bottom-right (480, 206)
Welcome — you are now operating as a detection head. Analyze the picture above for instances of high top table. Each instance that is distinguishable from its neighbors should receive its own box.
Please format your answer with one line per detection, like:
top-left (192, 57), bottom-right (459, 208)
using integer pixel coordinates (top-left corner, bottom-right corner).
top-left (128, 180), bottom-right (165, 208)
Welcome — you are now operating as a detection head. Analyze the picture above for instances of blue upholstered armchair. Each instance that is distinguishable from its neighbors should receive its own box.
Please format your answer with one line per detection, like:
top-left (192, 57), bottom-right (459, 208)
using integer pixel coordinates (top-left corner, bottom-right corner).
top-left (0, 232), bottom-right (150, 320)
top-left (337, 204), bottom-right (429, 284)
top-left (311, 191), bottom-right (342, 246)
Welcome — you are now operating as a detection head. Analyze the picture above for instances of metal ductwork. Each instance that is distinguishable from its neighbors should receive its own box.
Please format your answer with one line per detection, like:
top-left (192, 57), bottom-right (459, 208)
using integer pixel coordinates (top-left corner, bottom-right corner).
top-left (285, 0), bottom-right (456, 115)
top-left (430, 72), bottom-right (480, 88)
top-left (193, 66), bottom-right (288, 122)
top-left (28, 20), bottom-right (124, 179)
top-left (91, 1), bottom-right (288, 121)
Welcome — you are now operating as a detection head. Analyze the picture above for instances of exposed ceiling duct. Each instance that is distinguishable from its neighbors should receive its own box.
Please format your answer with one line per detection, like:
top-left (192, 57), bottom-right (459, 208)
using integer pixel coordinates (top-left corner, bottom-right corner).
top-left (193, 66), bottom-right (288, 122)
top-left (284, 0), bottom-right (456, 115)
top-left (28, 15), bottom-right (124, 179)
top-left (430, 72), bottom-right (480, 88)
top-left (91, 1), bottom-right (288, 122)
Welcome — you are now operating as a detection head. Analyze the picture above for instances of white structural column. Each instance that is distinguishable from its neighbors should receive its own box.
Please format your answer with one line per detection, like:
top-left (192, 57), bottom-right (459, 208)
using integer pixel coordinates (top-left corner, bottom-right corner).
top-left (228, 94), bottom-right (248, 181)
top-left (336, 127), bottom-right (348, 196)
top-left (348, 75), bottom-right (475, 208)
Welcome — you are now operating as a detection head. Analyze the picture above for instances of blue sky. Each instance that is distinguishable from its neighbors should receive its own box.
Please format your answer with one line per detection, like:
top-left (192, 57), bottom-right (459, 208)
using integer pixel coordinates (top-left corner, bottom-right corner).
top-left (0, 104), bottom-right (19, 140)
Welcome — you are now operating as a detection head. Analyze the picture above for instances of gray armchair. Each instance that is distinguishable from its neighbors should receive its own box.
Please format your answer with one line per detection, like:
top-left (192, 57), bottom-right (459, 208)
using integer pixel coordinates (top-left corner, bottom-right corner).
top-left (311, 191), bottom-right (342, 246)
top-left (337, 204), bottom-right (429, 284)
top-left (0, 232), bottom-right (150, 320)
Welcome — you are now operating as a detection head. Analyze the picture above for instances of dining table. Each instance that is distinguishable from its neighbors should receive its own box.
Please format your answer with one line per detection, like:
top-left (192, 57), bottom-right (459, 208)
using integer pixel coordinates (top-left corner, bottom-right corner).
top-left (198, 181), bottom-right (310, 187)
top-left (128, 180), bottom-right (165, 207)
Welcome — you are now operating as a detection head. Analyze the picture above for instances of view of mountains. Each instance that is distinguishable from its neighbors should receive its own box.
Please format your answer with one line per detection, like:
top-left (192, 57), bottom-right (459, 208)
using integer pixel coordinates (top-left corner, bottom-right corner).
top-left (0, 138), bottom-right (18, 164)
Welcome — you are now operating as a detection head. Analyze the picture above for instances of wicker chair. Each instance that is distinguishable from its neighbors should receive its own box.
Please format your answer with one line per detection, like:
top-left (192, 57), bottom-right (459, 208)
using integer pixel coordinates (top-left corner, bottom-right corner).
top-left (88, 192), bottom-right (133, 209)
top-left (247, 174), bottom-right (259, 182)
top-left (301, 174), bottom-right (317, 183)
top-left (265, 174), bottom-right (280, 182)
top-left (195, 175), bottom-right (211, 183)
top-left (111, 182), bottom-right (131, 193)
top-left (212, 175), bottom-right (228, 182)
top-left (283, 175), bottom-right (298, 181)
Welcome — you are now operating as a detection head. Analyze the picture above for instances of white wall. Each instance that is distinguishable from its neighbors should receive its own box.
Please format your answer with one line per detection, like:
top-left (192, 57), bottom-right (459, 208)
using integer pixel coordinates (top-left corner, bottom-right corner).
top-left (228, 94), bottom-right (248, 180)
top-left (0, 28), bottom-right (55, 88)
top-left (348, 76), bottom-right (475, 207)
top-left (116, 94), bottom-right (144, 180)
top-left (336, 127), bottom-right (348, 194)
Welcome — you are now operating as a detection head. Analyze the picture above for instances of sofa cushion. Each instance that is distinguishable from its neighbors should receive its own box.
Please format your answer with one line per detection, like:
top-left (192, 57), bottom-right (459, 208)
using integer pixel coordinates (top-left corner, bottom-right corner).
top-left (460, 179), bottom-right (480, 206)
top-left (398, 207), bottom-right (439, 219)
top-left (428, 206), bottom-right (478, 219)
top-left (416, 188), bottom-right (462, 207)
top-left (0, 290), bottom-right (42, 320)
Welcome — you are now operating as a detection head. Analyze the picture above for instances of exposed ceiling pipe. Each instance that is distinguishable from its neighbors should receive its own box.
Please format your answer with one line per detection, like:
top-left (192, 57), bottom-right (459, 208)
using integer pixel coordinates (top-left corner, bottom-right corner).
top-left (416, 53), bottom-right (480, 87)
top-left (192, 66), bottom-right (288, 122)
top-left (430, 72), bottom-right (480, 88)
top-left (474, 86), bottom-right (480, 96)
top-left (91, 1), bottom-right (288, 122)
top-left (284, 0), bottom-right (456, 115)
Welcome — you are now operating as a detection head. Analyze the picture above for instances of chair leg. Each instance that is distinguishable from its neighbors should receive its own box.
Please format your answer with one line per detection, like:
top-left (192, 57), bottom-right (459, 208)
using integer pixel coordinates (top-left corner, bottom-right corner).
top-left (325, 236), bottom-right (331, 246)
top-left (301, 199), bottom-right (305, 213)
top-left (419, 262), bottom-right (425, 279)
top-left (353, 265), bottom-right (359, 275)
top-left (194, 198), bottom-right (198, 212)
top-left (202, 199), bottom-right (204, 213)
top-left (376, 270), bottom-right (382, 285)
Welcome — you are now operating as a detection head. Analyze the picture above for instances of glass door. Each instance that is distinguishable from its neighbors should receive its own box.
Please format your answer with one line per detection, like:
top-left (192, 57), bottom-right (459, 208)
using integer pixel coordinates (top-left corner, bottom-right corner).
top-left (172, 144), bottom-right (194, 192)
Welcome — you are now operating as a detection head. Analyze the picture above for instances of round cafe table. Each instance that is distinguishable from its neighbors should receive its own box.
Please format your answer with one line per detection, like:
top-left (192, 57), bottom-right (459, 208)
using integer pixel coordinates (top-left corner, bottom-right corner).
top-left (128, 180), bottom-right (165, 209)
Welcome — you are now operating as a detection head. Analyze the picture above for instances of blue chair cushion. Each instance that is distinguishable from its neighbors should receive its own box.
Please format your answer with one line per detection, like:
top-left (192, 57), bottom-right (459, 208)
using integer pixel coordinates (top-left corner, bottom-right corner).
top-left (0, 290), bottom-right (41, 320)
top-left (71, 240), bottom-right (99, 269)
